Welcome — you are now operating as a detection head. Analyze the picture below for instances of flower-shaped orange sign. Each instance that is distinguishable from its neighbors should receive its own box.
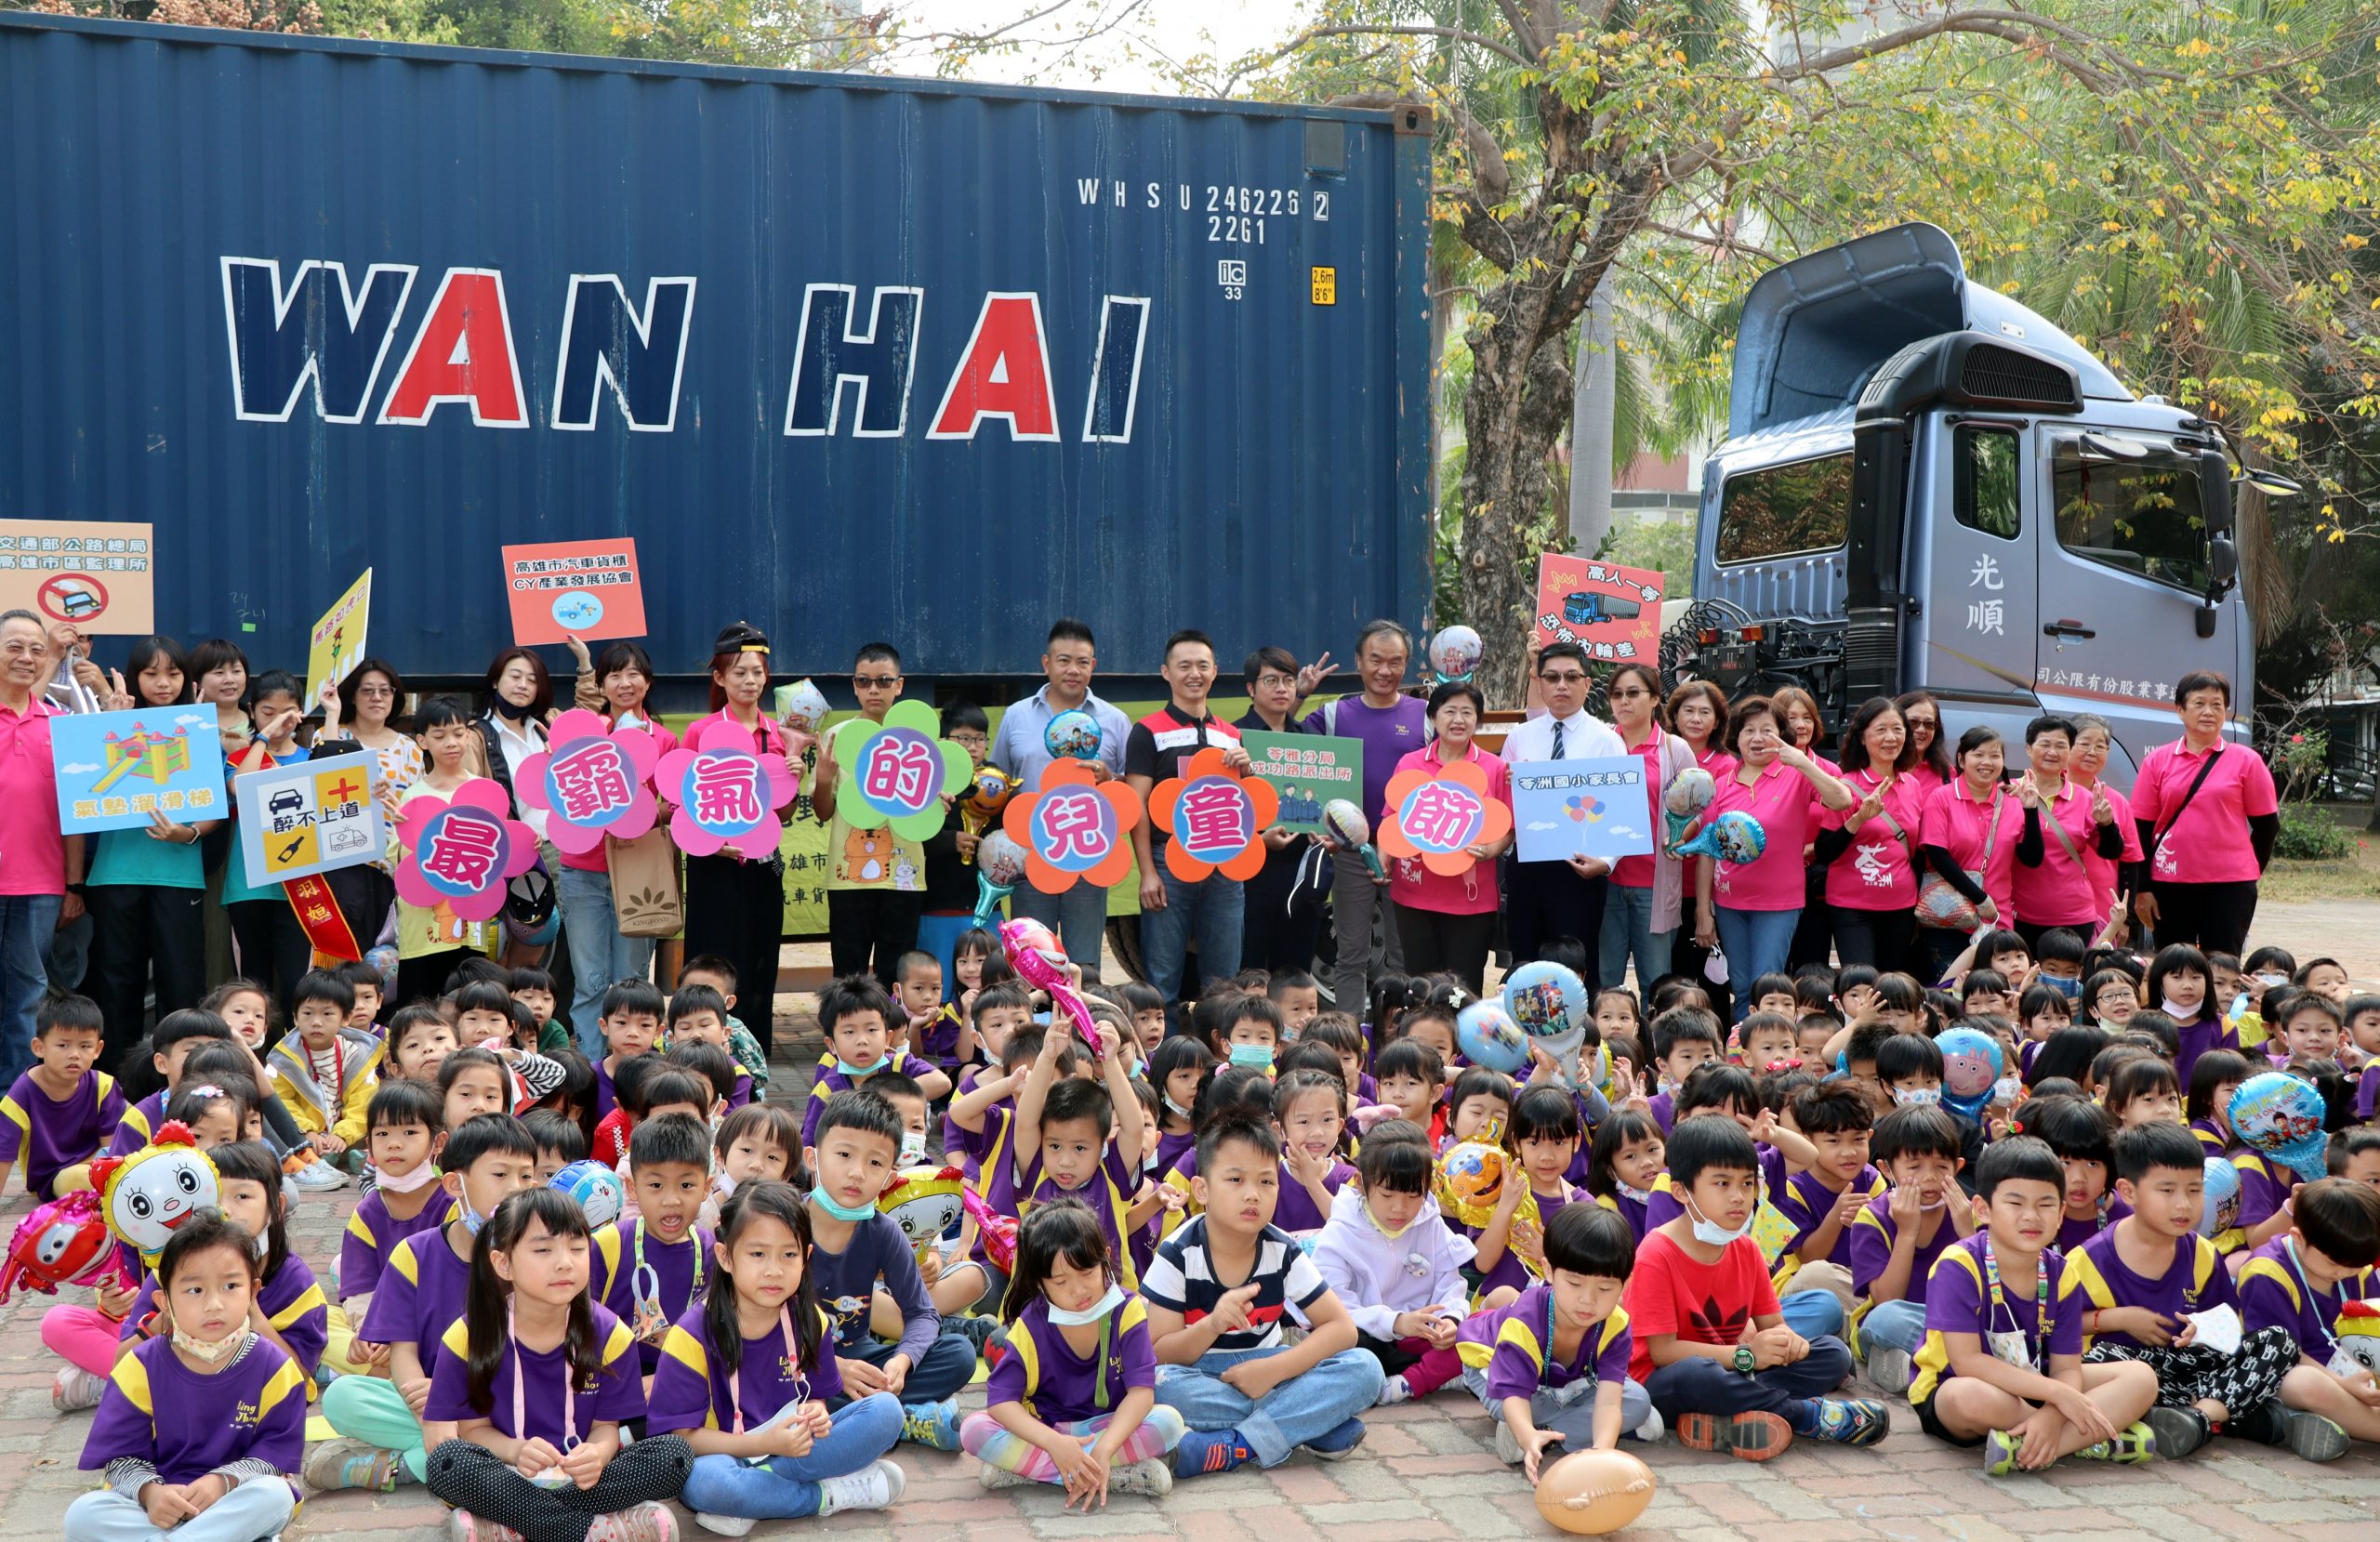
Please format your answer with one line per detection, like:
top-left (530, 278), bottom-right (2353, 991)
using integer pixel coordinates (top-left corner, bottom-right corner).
top-left (1380, 758), bottom-right (1513, 877)
top-left (1001, 759), bottom-right (1142, 894)
top-left (1149, 746), bottom-right (1278, 883)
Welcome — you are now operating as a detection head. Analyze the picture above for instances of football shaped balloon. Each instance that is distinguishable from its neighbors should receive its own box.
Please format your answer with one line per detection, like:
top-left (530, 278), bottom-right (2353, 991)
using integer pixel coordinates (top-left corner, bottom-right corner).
top-left (1456, 999), bottom-right (1529, 1075)
top-left (1536, 1449), bottom-right (1658, 1535)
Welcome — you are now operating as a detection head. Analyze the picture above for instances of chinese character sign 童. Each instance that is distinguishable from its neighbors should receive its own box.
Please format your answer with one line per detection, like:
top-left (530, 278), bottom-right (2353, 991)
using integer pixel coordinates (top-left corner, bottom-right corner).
top-left (393, 778), bottom-right (539, 922)
top-left (1240, 731), bottom-right (1363, 836)
top-left (654, 718), bottom-right (797, 859)
top-left (0, 518), bottom-right (156, 636)
top-left (513, 708), bottom-right (663, 854)
top-left (1531, 554), bottom-right (1663, 659)
top-left (829, 701), bottom-right (972, 841)
top-left (232, 751), bottom-right (387, 887)
top-left (500, 538), bottom-right (647, 646)
top-left (50, 705), bottom-right (227, 836)
top-left (1003, 759), bottom-right (1142, 895)
top-left (1378, 758), bottom-right (1513, 877)
top-left (1149, 747), bottom-right (1278, 882)
top-left (1510, 756), bottom-right (1656, 865)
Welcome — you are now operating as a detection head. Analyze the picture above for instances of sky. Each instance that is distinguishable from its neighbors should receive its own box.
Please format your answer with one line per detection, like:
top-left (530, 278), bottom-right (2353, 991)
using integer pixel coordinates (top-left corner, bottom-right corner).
top-left (891, 0), bottom-right (1312, 96)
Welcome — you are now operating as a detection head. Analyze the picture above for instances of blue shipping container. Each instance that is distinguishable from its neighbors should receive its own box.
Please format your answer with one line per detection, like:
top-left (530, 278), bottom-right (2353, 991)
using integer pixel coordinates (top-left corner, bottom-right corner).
top-left (0, 14), bottom-right (1434, 689)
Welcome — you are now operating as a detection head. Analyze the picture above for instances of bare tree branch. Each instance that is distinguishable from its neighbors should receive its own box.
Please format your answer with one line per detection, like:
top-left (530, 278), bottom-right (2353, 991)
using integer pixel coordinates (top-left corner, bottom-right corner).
top-left (1267, 21), bottom-right (1534, 72)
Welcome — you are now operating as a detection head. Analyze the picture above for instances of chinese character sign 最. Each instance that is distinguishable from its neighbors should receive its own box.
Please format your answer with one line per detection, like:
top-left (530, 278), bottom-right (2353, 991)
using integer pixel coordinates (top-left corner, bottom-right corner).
top-left (500, 538), bottom-right (647, 646)
top-left (233, 751), bottom-right (387, 888)
top-left (51, 705), bottom-right (227, 836)
top-left (0, 518), bottom-right (155, 636)
top-left (1510, 757), bottom-right (1655, 865)
top-left (1531, 555), bottom-right (1662, 659)
top-left (1240, 731), bottom-right (1362, 835)
top-left (393, 778), bottom-right (539, 923)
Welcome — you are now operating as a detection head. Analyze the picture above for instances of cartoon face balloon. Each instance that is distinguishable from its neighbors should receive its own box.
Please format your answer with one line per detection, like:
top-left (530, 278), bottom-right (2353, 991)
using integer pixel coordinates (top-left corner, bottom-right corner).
top-left (878, 1166), bottom-right (966, 1260)
top-left (551, 1160), bottom-right (627, 1229)
top-left (1536, 1449), bottom-right (1658, 1535)
top-left (1501, 960), bottom-right (1589, 1040)
top-left (0, 1190), bottom-right (121, 1304)
top-left (1437, 1142), bottom-right (1506, 1209)
top-left (1456, 999), bottom-right (1529, 1075)
top-left (1427, 625), bottom-right (1482, 683)
top-left (1934, 1028), bottom-right (2004, 1120)
top-left (92, 1124), bottom-right (219, 1270)
top-left (1044, 708), bottom-right (1104, 762)
top-left (2228, 1072), bottom-right (2328, 1181)
top-left (774, 679), bottom-right (829, 734)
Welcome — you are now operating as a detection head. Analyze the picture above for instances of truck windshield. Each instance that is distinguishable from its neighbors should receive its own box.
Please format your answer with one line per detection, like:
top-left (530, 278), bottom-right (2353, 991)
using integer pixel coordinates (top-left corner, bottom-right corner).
top-left (2051, 440), bottom-right (2209, 593)
top-left (1715, 451), bottom-right (1851, 564)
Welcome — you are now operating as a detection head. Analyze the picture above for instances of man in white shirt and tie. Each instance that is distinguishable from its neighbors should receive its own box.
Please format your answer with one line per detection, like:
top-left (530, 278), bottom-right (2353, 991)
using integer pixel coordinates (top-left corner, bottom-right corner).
top-left (1497, 641), bottom-right (1626, 982)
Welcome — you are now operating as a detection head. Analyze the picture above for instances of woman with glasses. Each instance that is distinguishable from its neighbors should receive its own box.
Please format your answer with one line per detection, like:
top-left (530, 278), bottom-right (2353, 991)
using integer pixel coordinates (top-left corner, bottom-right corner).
top-left (1385, 679), bottom-right (1512, 995)
top-left (1894, 691), bottom-right (1951, 792)
top-left (313, 655), bottom-right (420, 966)
top-left (1596, 664), bottom-right (1698, 994)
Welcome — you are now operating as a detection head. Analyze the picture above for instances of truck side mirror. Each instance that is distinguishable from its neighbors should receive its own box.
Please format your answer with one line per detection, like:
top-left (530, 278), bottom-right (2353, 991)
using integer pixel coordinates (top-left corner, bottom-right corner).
top-left (2198, 448), bottom-right (2234, 537)
top-left (2210, 531), bottom-right (2238, 588)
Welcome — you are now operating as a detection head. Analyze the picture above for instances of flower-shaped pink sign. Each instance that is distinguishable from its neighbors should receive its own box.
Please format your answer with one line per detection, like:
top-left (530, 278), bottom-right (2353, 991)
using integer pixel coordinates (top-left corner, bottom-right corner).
top-left (394, 778), bottom-right (539, 922)
top-left (514, 709), bottom-right (662, 856)
top-left (654, 718), bottom-right (796, 859)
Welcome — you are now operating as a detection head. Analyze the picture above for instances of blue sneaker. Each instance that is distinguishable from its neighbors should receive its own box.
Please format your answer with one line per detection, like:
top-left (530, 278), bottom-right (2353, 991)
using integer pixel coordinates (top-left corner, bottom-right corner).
top-left (1295, 1417), bottom-right (1367, 1461)
top-left (1173, 1430), bottom-right (1255, 1478)
top-left (899, 1398), bottom-right (961, 1451)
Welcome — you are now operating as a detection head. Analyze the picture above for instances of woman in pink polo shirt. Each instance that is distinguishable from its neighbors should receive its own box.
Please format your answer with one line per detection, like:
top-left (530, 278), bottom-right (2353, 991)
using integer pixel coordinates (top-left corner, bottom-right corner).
top-left (1915, 727), bottom-right (2017, 983)
top-left (1386, 680), bottom-right (1510, 995)
top-left (1814, 696), bottom-right (1927, 971)
top-left (2067, 713), bottom-right (2142, 944)
top-left (1661, 678), bottom-right (1733, 1009)
top-left (1894, 690), bottom-right (1951, 793)
top-left (2009, 714), bottom-right (2125, 951)
top-left (1771, 683), bottom-right (1838, 973)
top-left (2131, 671), bottom-right (2277, 956)
top-left (1596, 664), bottom-right (1697, 994)
top-left (1687, 695), bottom-right (1852, 988)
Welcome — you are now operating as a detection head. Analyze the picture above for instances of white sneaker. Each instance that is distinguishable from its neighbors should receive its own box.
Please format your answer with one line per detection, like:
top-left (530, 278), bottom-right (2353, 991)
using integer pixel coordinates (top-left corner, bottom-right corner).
top-left (690, 1516), bottom-right (756, 1537)
top-left (1491, 1421), bottom-right (1524, 1466)
top-left (977, 1463), bottom-right (1032, 1490)
top-left (1110, 1457), bottom-right (1173, 1498)
top-left (1373, 1376), bottom-right (1412, 1407)
top-left (584, 1501), bottom-right (674, 1542)
top-left (1633, 1404), bottom-right (1665, 1443)
top-left (51, 1365), bottom-right (106, 1413)
top-left (818, 1458), bottom-right (906, 1517)
top-left (287, 1157), bottom-right (349, 1193)
top-left (1865, 1344), bottom-right (1912, 1398)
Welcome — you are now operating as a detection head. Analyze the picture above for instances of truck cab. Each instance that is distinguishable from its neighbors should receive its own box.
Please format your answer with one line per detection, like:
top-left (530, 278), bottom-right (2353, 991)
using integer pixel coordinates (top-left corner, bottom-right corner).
top-left (1676, 222), bottom-right (2258, 786)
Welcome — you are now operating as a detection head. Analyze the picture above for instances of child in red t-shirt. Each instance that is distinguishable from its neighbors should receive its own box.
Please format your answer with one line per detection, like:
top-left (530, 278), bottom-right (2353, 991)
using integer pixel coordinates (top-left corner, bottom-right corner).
top-left (1623, 1117), bottom-right (1887, 1461)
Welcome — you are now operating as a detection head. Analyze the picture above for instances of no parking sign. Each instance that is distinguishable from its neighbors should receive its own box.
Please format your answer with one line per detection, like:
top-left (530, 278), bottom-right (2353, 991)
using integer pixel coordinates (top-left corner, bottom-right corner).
top-left (0, 518), bottom-right (154, 634)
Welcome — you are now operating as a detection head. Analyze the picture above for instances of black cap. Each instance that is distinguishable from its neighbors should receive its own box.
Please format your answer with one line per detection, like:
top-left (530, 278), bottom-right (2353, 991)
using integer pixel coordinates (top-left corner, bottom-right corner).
top-left (710, 621), bottom-right (770, 656)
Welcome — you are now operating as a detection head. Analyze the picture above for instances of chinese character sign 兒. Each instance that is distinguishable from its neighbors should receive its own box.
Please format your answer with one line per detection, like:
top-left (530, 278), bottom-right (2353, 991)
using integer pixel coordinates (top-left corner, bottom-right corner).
top-left (1509, 756), bottom-right (1655, 865)
top-left (1379, 758), bottom-right (1514, 878)
top-left (1149, 748), bottom-right (1278, 882)
top-left (654, 718), bottom-right (796, 860)
top-left (515, 708), bottom-right (663, 855)
top-left (830, 701), bottom-right (972, 841)
top-left (393, 778), bottom-right (538, 922)
top-left (1003, 759), bottom-right (1143, 894)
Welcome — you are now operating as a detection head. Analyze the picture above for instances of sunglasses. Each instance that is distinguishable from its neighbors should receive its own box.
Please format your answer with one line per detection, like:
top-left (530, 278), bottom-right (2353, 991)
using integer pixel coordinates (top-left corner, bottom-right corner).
top-left (853, 675), bottom-right (900, 689)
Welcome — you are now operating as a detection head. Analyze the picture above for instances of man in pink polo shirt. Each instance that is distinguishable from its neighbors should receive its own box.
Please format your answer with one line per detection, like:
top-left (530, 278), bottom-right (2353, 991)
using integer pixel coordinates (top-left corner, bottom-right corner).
top-left (0, 610), bottom-right (82, 1085)
top-left (2132, 671), bottom-right (2277, 957)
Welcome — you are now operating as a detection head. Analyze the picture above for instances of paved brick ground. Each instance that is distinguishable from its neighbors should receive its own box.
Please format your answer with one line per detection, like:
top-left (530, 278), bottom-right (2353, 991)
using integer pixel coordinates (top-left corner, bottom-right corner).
top-left (9, 903), bottom-right (2380, 1542)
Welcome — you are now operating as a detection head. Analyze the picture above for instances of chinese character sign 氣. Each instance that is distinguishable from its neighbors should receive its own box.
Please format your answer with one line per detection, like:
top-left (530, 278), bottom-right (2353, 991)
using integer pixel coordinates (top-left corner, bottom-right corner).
top-left (1510, 756), bottom-right (1655, 865)
top-left (51, 705), bottom-right (227, 836)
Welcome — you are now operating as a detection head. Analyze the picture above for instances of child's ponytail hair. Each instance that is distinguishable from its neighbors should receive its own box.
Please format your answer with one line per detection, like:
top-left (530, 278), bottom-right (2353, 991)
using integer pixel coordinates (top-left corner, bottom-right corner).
top-left (1000, 1198), bottom-right (1113, 1324)
top-left (464, 1188), bottom-right (597, 1419)
top-left (206, 1140), bottom-right (291, 1285)
top-left (703, 1180), bottom-right (823, 1383)
top-left (166, 1073), bottom-right (258, 1137)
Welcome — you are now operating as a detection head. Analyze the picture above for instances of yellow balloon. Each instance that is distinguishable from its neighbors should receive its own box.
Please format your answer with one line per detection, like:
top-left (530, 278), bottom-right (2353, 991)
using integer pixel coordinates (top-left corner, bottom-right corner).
top-left (1534, 1449), bottom-right (1657, 1535)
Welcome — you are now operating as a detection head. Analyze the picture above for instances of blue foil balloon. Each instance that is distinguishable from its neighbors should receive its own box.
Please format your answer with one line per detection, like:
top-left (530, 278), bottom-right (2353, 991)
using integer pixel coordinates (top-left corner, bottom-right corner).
top-left (1935, 1028), bottom-right (2004, 1122)
top-left (1673, 810), bottom-right (1765, 866)
top-left (2227, 1072), bottom-right (2328, 1182)
top-left (551, 1160), bottom-right (626, 1228)
top-left (2199, 1155), bottom-right (2241, 1239)
top-left (1501, 960), bottom-right (1589, 1040)
top-left (1456, 1000), bottom-right (1529, 1074)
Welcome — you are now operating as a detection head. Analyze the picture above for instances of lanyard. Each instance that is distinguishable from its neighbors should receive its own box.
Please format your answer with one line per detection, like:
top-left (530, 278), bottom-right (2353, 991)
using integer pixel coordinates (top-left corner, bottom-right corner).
top-left (729, 1306), bottom-right (808, 1433)
top-left (1980, 1243), bottom-right (2050, 1364)
top-left (2280, 1238), bottom-right (2338, 1356)
top-left (631, 1219), bottom-right (703, 1332)
top-left (509, 1305), bottom-right (579, 1451)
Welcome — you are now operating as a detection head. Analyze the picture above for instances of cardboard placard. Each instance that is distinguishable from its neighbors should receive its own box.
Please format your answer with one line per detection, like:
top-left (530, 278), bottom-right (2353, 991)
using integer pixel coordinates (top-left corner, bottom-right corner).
top-left (500, 538), bottom-right (646, 645)
top-left (305, 569), bottom-right (373, 705)
top-left (1240, 731), bottom-right (1363, 834)
top-left (1532, 555), bottom-right (1663, 659)
top-left (0, 518), bottom-right (156, 635)
top-left (51, 705), bottom-right (228, 835)
top-left (233, 750), bottom-right (386, 885)
top-left (1510, 756), bottom-right (1656, 864)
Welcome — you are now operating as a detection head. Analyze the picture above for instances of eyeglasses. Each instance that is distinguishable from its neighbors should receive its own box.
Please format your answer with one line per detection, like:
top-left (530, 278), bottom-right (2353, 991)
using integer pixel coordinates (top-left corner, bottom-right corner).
top-left (1608, 688), bottom-right (1651, 701)
top-left (354, 684), bottom-right (395, 699)
top-left (853, 675), bottom-right (900, 689)
top-left (950, 733), bottom-right (989, 750)
top-left (2096, 993), bottom-right (2137, 1008)
top-left (1254, 674), bottom-right (1296, 690)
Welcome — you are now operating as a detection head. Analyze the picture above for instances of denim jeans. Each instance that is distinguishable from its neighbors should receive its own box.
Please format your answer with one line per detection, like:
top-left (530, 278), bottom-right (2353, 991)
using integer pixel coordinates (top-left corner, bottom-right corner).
top-left (0, 892), bottom-right (61, 1086)
top-left (1712, 904), bottom-right (1799, 991)
top-left (65, 1477), bottom-right (295, 1542)
top-left (1461, 1365), bottom-right (1656, 1442)
top-left (554, 862), bottom-right (655, 1054)
top-left (1859, 1298), bottom-right (1928, 1357)
top-left (1139, 868), bottom-right (1243, 1012)
top-left (1012, 878), bottom-right (1109, 984)
top-left (1780, 1288), bottom-right (1847, 1344)
top-left (677, 1391), bottom-right (902, 1519)
top-left (1644, 1334), bottom-right (1853, 1423)
top-left (828, 1329), bottom-right (977, 1407)
top-left (1154, 1345), bottom-right (1382, 1467)
top-left (1596, 882), bottom-right (1671, 993)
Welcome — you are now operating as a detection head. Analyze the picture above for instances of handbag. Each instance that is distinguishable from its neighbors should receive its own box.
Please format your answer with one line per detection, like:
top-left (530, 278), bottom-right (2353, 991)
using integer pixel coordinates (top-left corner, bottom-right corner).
top-left (607, 828), bottom-right (684, 938)
top-left (1915, 790), bottom-right (2004, 931)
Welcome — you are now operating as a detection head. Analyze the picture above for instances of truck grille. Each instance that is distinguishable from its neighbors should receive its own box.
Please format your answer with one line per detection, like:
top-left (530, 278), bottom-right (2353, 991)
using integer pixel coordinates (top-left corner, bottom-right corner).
top-left (1959, 344), bottom-right (2082, 412)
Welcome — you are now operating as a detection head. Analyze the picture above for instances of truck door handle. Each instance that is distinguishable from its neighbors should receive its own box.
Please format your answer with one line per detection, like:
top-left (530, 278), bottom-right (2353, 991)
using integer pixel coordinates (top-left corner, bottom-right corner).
top-left (2043, 620), bottom-right (2096, 640)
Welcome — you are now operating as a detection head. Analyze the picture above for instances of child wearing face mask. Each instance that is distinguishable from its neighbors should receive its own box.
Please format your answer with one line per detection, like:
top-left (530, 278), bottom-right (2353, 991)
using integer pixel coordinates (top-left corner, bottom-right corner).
top-left (112, 1141), bottom-right (326, 1383)
top-left (67, 1212), bottom-right (306, 1542)
top-left (1314, 1121), bottom-right (1474, 1407)
top-left (805, 977), bottom-right (951, 1151)
top-left (329, 1080), bottom-right (453, 1379)
top-left (2149, 944), bottom-right (2233, 1084)
top-left (1851, 1106), bottom-right (1975, 1397)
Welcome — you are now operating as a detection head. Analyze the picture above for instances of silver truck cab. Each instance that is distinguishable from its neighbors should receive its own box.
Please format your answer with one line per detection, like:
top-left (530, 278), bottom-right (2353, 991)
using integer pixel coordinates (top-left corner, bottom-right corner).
top-left (1678, 222), bottom-right (2258, 787)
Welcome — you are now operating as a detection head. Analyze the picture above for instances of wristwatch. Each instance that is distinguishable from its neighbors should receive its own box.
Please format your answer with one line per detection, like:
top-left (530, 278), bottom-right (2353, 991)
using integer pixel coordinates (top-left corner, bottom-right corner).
top-left (1733, 1346), bottom-right (1756, 1375)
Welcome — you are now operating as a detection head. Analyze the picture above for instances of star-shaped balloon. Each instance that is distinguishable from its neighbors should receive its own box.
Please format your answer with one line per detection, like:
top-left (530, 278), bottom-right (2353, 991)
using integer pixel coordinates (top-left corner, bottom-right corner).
top-left (654, 718), bottom-right (797, 860)
top-left (513, 708), bottom-right (662, 856)
top-left (394, 777), bottom-right (541, 922)
top-left (831, 701), bottom-right (972, 841)
top-left (1148, 746), bottom-right (1277, 882)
